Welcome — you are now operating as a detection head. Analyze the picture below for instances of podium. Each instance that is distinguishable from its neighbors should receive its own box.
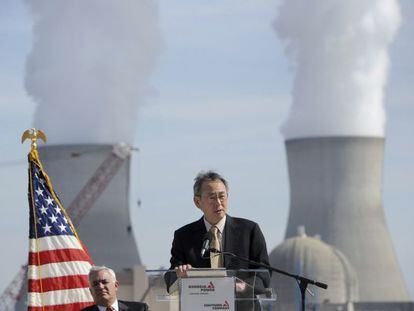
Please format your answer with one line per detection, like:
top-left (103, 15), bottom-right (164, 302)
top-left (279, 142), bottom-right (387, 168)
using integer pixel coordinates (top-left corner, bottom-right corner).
top-left (145, 269), bottom-right (276, 311)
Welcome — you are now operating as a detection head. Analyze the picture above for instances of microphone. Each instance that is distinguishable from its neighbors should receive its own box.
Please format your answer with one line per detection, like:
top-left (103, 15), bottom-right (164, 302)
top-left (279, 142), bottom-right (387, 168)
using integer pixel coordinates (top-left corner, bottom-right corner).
top-left (200, 231), bottom-right (213, 257)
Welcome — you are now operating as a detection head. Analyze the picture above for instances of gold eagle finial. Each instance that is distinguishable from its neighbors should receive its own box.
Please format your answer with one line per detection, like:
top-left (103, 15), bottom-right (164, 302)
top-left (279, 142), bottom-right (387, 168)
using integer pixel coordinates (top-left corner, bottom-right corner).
top-left (21, 128), bottom-right (47, 151)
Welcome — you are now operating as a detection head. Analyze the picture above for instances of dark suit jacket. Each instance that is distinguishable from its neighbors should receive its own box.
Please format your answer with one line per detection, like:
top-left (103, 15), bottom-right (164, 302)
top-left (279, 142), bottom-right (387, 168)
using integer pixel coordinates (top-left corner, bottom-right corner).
top-left (81, 300), bottom-right (148, 311)
top-left (166, 215), bottom-right (270, 292)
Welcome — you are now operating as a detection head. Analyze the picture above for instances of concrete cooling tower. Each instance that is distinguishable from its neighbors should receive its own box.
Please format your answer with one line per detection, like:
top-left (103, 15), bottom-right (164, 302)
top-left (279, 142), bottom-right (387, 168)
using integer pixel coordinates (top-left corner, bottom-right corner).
top-left (38, 144), bottom-right (141, 270)
top-left (283, 136), bottom-right (409, 302)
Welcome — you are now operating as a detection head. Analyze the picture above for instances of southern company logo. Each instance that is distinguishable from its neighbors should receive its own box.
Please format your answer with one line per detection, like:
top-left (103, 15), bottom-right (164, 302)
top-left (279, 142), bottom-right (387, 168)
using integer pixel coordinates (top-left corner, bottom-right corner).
top-left (204, 300), bottom-right (230, 310)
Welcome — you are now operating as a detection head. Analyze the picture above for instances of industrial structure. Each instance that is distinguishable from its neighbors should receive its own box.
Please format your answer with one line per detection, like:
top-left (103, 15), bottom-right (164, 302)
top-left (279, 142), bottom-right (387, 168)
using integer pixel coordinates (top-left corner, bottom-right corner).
top-left (270, 136), bottom-right (411, 310)
top-left (270, 226), bottom-right (358, 309)
top-left (38, 144), bottom-right (141, 271)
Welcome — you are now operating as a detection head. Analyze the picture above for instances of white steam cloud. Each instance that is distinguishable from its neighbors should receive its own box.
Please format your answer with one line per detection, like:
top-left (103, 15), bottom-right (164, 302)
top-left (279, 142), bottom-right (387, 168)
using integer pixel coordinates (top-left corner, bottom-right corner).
top-left (275, 0), bottom-right (401, 140)
top-left (25, 0), bottom-right (162, 144)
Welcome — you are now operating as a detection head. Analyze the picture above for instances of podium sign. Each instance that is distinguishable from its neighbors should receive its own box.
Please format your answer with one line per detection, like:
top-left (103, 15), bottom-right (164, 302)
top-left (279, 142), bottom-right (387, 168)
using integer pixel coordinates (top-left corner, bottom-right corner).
top-left (180, 277), bottom-right (235, 311)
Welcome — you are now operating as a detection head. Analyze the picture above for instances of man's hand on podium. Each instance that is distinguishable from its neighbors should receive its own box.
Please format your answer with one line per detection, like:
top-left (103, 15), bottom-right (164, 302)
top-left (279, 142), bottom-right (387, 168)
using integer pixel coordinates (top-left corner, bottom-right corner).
top-left (175, 264), bottom-right (193, 278)
top-left (235, 281), bottom-right (247, 292)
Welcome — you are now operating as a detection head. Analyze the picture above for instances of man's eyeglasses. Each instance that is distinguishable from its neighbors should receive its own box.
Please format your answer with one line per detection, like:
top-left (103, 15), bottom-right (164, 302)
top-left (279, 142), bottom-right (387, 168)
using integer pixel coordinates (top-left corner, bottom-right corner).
top-left (197, 193), bottom-right (228, 202)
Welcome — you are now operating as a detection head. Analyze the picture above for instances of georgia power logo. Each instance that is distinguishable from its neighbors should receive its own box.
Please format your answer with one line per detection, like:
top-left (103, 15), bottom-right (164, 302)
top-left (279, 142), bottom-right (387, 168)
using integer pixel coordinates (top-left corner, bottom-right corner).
top-left (189, 281), bottom-right (215, 292)
top-left (204, 300), bottom-right (230, 310)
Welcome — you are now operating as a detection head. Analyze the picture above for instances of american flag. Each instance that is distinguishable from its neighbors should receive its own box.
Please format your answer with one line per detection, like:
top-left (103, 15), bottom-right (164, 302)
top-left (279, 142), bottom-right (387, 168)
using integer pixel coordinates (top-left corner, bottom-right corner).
top-left (27, 149), bottom-right (94, 310)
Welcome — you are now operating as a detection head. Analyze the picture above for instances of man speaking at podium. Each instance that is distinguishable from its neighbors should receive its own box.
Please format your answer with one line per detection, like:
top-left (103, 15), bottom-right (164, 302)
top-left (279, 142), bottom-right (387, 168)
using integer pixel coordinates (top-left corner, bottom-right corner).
top-left (166, 170), bottom-right (270, 296)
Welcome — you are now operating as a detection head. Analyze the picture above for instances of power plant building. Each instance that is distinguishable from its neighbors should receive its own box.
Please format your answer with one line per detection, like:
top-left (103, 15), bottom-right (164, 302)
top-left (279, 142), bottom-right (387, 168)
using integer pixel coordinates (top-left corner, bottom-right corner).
top-left (270, 136), bottom-right (411, 309)
top-left (38, 144), bottom-right (141, 271)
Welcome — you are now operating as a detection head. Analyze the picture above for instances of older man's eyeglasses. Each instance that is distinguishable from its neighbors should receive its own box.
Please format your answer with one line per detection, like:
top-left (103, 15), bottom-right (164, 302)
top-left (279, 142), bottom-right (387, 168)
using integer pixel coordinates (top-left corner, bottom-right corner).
top-left (200, 193), bottom-right (228, 202)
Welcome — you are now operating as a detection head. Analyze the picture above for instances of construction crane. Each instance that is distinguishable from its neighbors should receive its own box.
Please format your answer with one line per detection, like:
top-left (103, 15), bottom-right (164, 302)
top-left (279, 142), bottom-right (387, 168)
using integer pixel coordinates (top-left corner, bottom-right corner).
top-left (0, 266), bottom-right (26, 311)
top-left (67, 142), bottom-right (134, 226)
top-left (0, 143), bottom-right (134, 311)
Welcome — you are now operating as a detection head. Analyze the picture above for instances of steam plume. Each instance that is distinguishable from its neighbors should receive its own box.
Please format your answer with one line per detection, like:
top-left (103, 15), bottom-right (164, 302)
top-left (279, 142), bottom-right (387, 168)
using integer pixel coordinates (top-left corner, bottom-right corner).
top-left (275, 0), bottom-right (401, 139)
top-left (25, 0), bottom-right (162, 144)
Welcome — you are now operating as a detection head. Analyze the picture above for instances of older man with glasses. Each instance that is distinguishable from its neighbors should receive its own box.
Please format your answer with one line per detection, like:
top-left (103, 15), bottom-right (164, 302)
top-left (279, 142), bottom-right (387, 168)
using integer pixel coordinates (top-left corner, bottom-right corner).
top-left (165, 170), bottom-right (270, 301)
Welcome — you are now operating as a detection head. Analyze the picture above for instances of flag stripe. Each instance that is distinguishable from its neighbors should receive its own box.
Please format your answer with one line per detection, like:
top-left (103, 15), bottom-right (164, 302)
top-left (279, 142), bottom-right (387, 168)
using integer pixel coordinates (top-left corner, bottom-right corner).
top-left (29, 235), bottom-right (84, 252)
top-left (29, 275), bottom-right (90, 292)
top-left (28, 261), bottom-right (92, 280)
top-left (29, 248), bottom-right (93, 265)
top-left (28, 301), bottom-right (94, 311)
top-left (28, 288), bottom-right (93, 306)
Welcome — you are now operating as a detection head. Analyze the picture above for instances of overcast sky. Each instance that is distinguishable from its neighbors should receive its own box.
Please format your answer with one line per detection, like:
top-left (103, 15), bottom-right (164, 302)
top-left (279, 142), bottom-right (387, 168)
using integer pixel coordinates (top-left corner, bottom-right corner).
top-left (0, 0), bottom-right (413, 300)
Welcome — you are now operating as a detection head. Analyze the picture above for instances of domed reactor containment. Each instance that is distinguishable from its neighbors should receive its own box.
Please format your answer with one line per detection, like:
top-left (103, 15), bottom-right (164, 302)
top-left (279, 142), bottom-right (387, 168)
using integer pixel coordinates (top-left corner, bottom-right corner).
top-left (270, 227), bottom-right (358, 308)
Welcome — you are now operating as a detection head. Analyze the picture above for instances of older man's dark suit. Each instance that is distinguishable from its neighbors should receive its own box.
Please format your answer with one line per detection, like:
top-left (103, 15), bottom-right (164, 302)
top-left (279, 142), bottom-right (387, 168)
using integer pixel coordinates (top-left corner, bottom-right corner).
top-left (81, 300), bottom-right (148, 311)
top-left (166, 215), bottom-right (270, 291)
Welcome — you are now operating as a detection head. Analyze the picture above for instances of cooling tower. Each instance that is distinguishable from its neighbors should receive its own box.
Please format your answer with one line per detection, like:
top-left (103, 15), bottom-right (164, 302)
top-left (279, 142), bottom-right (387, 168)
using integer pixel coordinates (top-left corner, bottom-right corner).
top-left (284, 136), bottom-right (409, 301)
top-left (37, 144), bottom-right (141, 270)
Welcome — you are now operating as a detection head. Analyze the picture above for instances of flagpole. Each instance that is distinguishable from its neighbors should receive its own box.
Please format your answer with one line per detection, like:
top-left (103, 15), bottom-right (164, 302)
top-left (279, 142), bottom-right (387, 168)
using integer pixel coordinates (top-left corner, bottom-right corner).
top-left (22, 128), bottom-right (48, 311)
